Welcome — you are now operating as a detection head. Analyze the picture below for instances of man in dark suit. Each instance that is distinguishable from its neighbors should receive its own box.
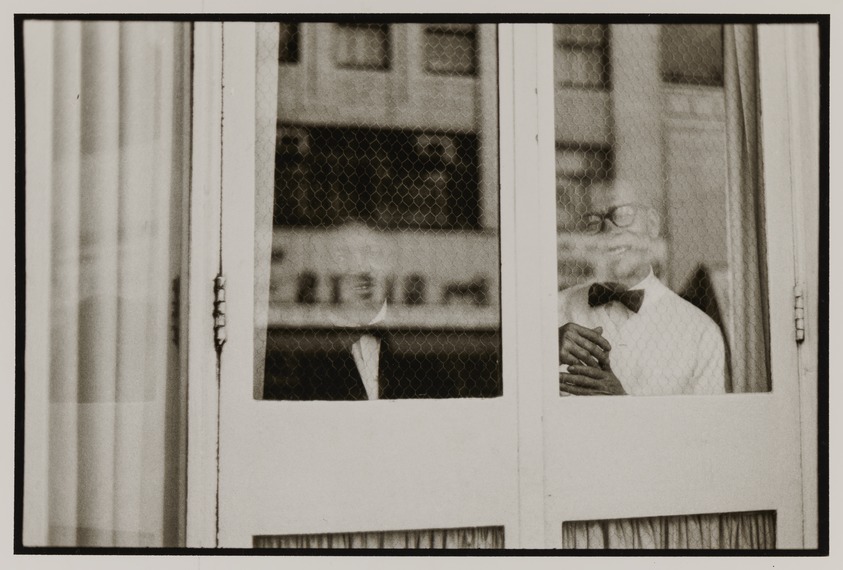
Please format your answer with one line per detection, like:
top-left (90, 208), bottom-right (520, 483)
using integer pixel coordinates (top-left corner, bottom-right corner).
top-left (262, 220), bottom-right (501, 401)
top-left (263, 328), bottom-right (501, 400)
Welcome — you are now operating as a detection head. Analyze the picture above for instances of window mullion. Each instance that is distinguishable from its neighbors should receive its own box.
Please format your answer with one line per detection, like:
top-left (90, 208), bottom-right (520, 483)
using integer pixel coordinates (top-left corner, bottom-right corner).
top-left (510, 23), bottom-right (557, 549)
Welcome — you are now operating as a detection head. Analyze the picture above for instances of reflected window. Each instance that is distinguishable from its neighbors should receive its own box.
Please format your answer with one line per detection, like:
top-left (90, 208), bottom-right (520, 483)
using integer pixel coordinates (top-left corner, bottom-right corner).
top-left (660, 24), bottom-right (724, 86)
top-left (423, 24), bottom-right (477, 76)
top-left (554, 24), bottom-right (611, 90)
top-left (278, 23), bottom-right (300, 64)
top-left (272, 126), bottom-right (481, 230)
top-left (334, 23), bottom-right (391, 70)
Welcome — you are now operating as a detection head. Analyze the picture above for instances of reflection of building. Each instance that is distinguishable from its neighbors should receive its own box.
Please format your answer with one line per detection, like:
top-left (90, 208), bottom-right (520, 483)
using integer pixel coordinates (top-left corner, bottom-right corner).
top-left (270, 23), bottom-right (499, 330)
top-left (273, 24), bottom-right (730, 318)
top-left (267, 23), bottom-right (738, 401)
top-left (273, 126), bottom-right (479, 230)
top-left (277, 23), bottom-right (485, 133)
top-left (554, 24), bottom-right (727, 292)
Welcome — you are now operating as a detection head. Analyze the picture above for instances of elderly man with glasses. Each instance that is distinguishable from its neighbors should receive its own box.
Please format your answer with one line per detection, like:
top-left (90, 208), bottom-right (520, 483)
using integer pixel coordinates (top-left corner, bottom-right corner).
top-left (558, 180), bottom-right (727, 396)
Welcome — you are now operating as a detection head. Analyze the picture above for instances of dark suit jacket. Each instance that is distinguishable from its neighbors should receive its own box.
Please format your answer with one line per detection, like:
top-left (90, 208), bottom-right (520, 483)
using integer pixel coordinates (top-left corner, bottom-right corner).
top-left (263, 330), bottom-right (501, 401)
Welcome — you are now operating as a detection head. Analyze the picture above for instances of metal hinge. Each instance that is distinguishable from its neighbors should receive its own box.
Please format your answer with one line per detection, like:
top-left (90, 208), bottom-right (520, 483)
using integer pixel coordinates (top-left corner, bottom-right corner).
top-left (214, 274), bottom-right (227, 351)
top-left (794, 285), bottom-right (806, 343)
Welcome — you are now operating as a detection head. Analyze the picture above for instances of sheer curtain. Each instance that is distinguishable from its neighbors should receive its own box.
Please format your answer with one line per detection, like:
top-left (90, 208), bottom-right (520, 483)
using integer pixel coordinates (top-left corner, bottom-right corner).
top-left (23, 20), bottom-right (190, 547)
top-left (254, 526), bottom-right (505, 549)
top-left (723, 24), bottom-right (770, 394)
top-left (562, 511), bottom-right (776, 549)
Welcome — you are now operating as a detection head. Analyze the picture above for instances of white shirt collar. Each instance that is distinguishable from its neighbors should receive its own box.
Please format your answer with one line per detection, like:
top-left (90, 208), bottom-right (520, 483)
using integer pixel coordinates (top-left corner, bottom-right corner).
top-left (368, 300), bottom-right (388, 326)
top-left (628, 267), bottom-right (668, 312)
top-left (330, 301), bottom-right (389, 328)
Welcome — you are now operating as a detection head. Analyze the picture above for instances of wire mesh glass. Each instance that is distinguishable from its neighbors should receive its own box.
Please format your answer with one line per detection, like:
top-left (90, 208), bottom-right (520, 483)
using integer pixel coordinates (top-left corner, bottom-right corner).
top-left (335, 23), bottom-right (391, 70)
top-left (255, 23), bottom-right (501, 401)
top-left (554, 24), bottom-right (611, 89)
top-left (555, 24), bottom-right (769, 397)
top-left (278, 23), bottom-right (300, 64)
top-left (423, 24), bottom-right (477, 76)
top-left (660, 24), bottom-right (724, 86)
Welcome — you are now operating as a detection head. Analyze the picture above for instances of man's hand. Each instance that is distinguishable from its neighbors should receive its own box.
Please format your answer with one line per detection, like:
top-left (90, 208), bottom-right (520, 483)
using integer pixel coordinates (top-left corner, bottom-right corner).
top-left (559, 323), bottom-right (611, 368)
top-left (560, 362), bottom-right (627, 395)
top-left (559, 324), bottom-right (626, 395)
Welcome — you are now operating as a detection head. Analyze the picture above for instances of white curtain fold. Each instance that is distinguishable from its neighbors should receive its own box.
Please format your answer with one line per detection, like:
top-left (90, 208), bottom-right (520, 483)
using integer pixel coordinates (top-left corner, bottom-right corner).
top-left (24, 20), bottom-right (190, 547)
top-left (723, 24), bottom-right (770, 393)
top-left (253, 23), bottom-right (281, 398)
top-left (254, 526), bottom-right (505, 549)
top-left (562, 511), bottom-right (776, 549)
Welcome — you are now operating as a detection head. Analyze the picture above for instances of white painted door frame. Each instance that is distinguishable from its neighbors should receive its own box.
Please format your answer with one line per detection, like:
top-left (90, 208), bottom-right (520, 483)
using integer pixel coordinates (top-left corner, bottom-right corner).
top-left (213, 22), bottom-right (521, 548)
top-left (185, 21), bottom-right (224, 548)
top-left (184, 21), bottom-right (818, 549)
top-left (532, 23), bottom-right (810, 548)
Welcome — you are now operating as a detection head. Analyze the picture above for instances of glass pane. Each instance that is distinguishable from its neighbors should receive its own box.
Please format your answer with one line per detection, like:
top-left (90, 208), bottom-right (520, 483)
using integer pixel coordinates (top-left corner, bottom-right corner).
top-left (255, 23), bottom-right (500, 401)
top-left (660, 24), bottom-right (724, 86)
top-left (273, 127), bottom-right (480, 229)
top-left (278, 23), bottom-right (300, 64)
top-left (424, 25), bottom-right (477, 76)
top-left (554, 24), bottom-right (769, 397)
top-left (556, 23), bottom-right (607, 47)
top-left (334, 23), bottom-right (390, 70)
top-left (562, 511), bottom-right (776, 549)
top-left (555, 47), bottom-right (606, 89)
top-left (554, 24), bottom-right (609, 89)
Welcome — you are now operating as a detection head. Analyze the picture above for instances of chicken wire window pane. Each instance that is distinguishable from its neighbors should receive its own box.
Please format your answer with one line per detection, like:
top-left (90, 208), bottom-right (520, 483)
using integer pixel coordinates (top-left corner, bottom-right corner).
top-left (556, 146), bottom-right (613, 235)
top-left (562, 511), bottom-right (776, 549)
top-left (555, 24), bottom-right (769, 397)
top-left (273, 127), bottom-right (480, 229)
top-left (424, 24), bottom-right (477, 76)
top-left (556, 23), bottom-right (606, 46)
top-left (660, 24), bottom-right (724, 86)
top-left (554, 24), bottom-right (610, 89)
top-left (255, 23), bottom-right (501, 401)
top-left (278, 23), bottom-right (300, 64)
top-left (556, 48), bottom-right (606, 89)
top-left (334, 23), bottom-right (391, 70)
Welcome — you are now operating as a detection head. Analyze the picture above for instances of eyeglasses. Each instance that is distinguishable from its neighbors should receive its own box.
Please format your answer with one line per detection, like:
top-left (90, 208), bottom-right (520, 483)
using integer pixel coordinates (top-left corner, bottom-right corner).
top-left (583, 204), bottom-right (641, 235)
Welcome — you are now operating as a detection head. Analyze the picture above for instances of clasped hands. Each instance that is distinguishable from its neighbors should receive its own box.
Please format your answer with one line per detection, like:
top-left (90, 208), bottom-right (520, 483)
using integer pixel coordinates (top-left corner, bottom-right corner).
top-left (559, 323), bottom-right (626, 396)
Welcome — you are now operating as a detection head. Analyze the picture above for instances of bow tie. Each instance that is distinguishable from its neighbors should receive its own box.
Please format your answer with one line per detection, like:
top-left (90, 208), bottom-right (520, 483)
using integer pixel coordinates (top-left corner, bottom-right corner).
top-left (588, 282), bottom-right (645, 313)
